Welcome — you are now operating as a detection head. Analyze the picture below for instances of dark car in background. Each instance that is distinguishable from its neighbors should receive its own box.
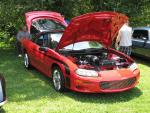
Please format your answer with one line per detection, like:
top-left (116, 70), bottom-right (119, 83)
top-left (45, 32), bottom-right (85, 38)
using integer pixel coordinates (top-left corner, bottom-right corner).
top-left (132, 27), bottom-right (150, 58)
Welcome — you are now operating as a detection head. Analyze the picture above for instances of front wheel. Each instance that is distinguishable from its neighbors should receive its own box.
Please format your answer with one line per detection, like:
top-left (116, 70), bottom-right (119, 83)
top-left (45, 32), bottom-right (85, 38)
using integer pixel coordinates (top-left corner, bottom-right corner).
top-left (24, 53), bottom-right (31, 69)
top-left (52, 66), bottom-right (65, 92)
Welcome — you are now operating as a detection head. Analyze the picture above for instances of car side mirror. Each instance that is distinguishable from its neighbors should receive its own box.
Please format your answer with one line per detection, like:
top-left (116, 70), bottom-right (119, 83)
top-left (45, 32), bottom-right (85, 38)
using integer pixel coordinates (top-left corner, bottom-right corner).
top-left (39, 47), bottom-right (48, 52)
top-left (142, 37), bottom-right (147, 41)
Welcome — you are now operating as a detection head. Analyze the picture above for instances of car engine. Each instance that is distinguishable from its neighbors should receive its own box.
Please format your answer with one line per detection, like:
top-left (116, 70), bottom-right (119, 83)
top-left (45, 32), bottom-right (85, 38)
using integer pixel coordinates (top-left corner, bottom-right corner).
top-left (59, 48), bottom-right (130, 71)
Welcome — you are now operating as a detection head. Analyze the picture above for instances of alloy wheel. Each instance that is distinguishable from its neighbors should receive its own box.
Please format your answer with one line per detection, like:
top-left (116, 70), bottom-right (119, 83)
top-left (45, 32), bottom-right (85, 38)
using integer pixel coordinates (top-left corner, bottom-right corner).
top-left (24, 53), bottom-right (29, 68)
top-left (53, 69), bottom-right (62, 91)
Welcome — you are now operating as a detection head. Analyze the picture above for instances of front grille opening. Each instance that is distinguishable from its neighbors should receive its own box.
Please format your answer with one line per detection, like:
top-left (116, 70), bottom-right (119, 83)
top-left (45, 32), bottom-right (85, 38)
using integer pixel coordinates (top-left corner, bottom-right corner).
top-left (100, 77), bottom-right (136, 90)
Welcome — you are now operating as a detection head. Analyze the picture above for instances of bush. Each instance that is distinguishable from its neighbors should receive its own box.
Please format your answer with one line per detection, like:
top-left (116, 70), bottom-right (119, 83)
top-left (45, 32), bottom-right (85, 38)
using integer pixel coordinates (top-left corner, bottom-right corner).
top-left (0, 0), bottom-right (150, 47)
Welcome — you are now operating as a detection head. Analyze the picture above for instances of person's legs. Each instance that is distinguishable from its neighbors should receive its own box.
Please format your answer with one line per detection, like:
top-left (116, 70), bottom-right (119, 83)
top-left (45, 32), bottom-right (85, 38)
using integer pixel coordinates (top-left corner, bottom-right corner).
top-left (119, 46), bottom-right (131, 56)
top-left (126, 46), bottom-right (132, 56)
top-left (16, 41), bottom-right (22, 57)
top-left (119, 46), bottom-right (125, 54)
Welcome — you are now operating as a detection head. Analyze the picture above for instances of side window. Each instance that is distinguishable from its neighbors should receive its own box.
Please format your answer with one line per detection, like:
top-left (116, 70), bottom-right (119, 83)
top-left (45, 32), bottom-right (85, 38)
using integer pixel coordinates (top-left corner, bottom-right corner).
top-left (34, 33), bottom-right (62, 49)
top-left (133, 30), bottom-right (148, 40)
top-left (47, 33), bottom-right (60, 49)
top-left (35, 34), bottom-right (49, 47)
top-left (30, 26), bottom-right (40, 41)
top-left (49, 33), bottom-right (63, 49)
top-left (30, 25), bottom-right (39, 34)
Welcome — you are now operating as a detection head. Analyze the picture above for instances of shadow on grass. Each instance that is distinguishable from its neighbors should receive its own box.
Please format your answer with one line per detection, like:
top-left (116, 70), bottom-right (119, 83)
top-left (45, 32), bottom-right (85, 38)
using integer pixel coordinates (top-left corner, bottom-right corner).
top-left (0, 49), bottom-right (63, 102)
top-left (0, 49), bottom-right (143, 104)
top-left (63, 87), bottom-right (142, 104)
top-left (132, 56), bottom-right (150, 67)
top-left (24, 69), bottom-right (143, 104)
top-left (0, 108), bottom-right (6, 113)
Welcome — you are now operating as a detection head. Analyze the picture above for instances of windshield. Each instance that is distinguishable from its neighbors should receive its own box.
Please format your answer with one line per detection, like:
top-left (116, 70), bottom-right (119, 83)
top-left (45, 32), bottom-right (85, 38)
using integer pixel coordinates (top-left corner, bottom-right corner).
top-left (32, 19), bottom-right (65, 32)
top-left (64, 41), bottom-right (103, 50)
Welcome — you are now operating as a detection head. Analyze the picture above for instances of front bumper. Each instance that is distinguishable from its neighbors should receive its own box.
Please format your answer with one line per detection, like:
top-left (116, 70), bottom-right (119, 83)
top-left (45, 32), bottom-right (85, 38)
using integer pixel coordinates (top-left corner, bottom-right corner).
top-left (70, 69), bottom-right (140, 93)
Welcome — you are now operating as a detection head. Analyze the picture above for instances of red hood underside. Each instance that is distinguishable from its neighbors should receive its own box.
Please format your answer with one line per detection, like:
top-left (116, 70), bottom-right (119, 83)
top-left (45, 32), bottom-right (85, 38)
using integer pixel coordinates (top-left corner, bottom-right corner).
top-left (56, 12), bottom-right (128, 50)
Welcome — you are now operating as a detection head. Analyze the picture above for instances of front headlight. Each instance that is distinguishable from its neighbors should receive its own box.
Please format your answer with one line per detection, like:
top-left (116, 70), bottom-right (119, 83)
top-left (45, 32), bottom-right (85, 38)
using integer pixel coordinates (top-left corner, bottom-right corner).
top-left (76, 68), bottom-right (98, 77)
top-left (129, 63), bottom-right (138, 71)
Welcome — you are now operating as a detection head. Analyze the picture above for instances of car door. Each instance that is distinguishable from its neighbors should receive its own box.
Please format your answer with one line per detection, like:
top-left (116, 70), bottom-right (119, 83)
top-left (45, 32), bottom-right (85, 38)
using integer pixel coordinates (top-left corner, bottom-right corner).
top-left (34, 32), bottom-right (63, 76)
top-left (33, 34), bottom-right (49, 75)
top-left (144, 30), bottom-right (150, 48)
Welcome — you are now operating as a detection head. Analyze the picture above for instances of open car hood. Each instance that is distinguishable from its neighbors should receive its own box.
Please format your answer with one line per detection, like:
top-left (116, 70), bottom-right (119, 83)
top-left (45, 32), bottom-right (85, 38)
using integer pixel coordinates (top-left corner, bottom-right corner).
top-left (25, 11), bottom-right (67, 32)
top-left (56, 12), bottom-right (128, 50)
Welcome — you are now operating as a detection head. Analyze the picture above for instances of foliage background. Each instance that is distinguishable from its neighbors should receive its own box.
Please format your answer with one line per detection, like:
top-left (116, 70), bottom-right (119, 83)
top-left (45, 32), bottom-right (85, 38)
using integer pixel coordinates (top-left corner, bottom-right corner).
top-left (0, 0), bottom-right (150, 46)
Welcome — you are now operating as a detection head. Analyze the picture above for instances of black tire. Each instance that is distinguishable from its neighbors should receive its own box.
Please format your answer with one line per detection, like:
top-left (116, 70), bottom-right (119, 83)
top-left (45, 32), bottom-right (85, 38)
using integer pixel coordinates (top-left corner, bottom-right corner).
top-left (52, 66), bottom-right (65, 92)
top-left (24, 53), bottom-right (32, 69)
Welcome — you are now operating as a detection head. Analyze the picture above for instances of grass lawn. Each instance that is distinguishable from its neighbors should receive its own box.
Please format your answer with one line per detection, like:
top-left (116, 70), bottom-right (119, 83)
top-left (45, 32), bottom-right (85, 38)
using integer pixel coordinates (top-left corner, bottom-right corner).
top-left (132, 47), bottom-right (150, 58)
top-left (0, 48), bottom-right (150, 113)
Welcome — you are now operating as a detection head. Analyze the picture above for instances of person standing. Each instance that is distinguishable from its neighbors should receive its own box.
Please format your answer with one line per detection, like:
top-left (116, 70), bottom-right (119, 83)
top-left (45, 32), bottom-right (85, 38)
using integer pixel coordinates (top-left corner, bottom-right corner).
top-left (115, 21), bottom-right (133, 56)
top-left (16, 26), bottom-right (30, 57)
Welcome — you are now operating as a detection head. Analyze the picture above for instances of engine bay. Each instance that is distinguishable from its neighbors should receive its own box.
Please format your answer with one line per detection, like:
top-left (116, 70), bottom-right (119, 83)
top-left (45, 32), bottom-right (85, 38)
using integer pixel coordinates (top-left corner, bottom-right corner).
top-left (59, 48), bottom-right (131, 71)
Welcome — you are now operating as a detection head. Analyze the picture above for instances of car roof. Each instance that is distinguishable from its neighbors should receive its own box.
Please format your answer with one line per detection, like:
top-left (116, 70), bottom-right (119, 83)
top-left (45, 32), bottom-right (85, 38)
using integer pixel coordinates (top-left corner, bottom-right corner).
top-left (133, 27), bottom-right (150, 31)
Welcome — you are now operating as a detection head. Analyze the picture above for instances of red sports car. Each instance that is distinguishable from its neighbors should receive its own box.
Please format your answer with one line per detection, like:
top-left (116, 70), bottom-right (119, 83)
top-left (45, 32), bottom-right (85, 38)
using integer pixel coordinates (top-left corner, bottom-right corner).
top-left (21, 11), bottom-right (140, 93)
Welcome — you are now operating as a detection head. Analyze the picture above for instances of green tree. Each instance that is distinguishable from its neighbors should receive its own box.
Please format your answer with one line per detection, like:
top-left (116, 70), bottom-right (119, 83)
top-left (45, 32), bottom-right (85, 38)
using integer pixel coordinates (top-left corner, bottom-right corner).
top-left (0, 0), bottom-right (150, 46)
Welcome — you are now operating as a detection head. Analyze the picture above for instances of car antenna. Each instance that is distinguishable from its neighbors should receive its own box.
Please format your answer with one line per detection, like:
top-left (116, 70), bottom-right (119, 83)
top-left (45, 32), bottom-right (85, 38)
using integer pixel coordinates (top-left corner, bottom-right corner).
top-left (72, 29), bottom-right (78, 51)
top-left (72, 42), bottom-right (75, 51)
top-left (71, 20), bottom-right (79, 51)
